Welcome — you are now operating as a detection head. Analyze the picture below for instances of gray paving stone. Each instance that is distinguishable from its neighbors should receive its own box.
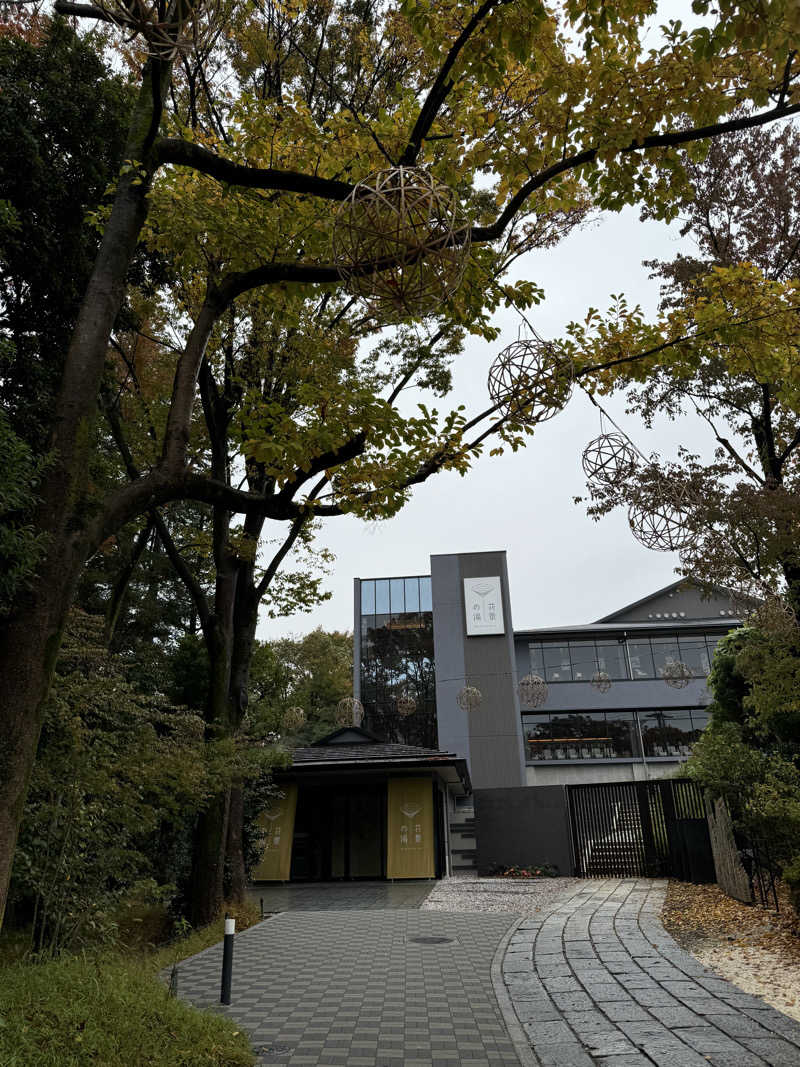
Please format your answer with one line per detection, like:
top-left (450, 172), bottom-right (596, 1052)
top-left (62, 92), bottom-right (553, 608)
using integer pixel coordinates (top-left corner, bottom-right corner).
top-left (594, 1055), bottom-right (653, 1066)
top-left (534, 1042), bottom-right (595, 1066)
top-left (741, 1037), bottom-right (800, 1065)
top-left (501, 877), bottom-right (800, 1067)
top-left (176, 905), bottom-right (521, 1066)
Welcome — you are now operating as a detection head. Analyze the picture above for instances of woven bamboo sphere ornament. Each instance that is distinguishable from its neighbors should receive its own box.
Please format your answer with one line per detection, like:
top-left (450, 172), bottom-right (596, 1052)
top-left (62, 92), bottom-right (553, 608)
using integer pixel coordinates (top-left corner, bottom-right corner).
top-left (396, 692), bottom-right (417, 717)
top-left (582, 433), bottom-right (638, 487)
top-left (627, 481), bottom-right (694, 552)
top-left (749, 593), bottom-right (798, 638)
top-left (335, 696), bottom-right (364, 727)
top-left (456, 685), bottom-right (482, 712)
top-left (517, 673), bottom-right (548, 708)
top-left (590, 671), bottom-right (612, 693)
top-left (282, 706), bottom-right (306, 732)
top-left (660, 660), bottom-right (693, 689)
top-left (487, 339), bottom-right (573, 425)
top-left (94, 0), bottom-right (219, 58)
top-left (332, 166), bottom-right (470, 318)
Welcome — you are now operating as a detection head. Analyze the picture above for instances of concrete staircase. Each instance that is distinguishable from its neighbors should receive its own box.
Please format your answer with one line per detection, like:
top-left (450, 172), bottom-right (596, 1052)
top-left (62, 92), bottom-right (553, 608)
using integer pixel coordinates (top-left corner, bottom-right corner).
top-left (449, 807), bottom-right (477, 873)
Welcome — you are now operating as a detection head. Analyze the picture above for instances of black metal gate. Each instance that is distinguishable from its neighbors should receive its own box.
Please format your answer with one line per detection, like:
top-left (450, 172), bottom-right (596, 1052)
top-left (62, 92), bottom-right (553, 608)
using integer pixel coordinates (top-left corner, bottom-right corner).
top-left (567, 779), bottom-right (715, 882)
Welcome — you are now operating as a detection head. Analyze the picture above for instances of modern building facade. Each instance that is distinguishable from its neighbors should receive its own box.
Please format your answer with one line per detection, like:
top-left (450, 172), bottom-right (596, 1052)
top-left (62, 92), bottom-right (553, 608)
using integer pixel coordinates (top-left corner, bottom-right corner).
top-left (354, 552), bottom-right (740, 791)
top-left (253, 550), bottom-right (739, 884)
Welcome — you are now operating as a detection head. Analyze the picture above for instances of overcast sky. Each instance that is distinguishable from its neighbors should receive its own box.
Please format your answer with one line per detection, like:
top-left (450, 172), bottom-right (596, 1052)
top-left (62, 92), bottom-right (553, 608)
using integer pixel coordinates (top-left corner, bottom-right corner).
top-left (256, 199), bottom-right (721, 641)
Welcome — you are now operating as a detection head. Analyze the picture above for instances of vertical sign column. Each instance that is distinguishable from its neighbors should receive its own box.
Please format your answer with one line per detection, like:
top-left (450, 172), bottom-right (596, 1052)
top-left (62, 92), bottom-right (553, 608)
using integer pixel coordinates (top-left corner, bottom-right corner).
top-left (387, 778), bottom-right (435, 879)
top-left (252, 784), bottom-right (298, 881)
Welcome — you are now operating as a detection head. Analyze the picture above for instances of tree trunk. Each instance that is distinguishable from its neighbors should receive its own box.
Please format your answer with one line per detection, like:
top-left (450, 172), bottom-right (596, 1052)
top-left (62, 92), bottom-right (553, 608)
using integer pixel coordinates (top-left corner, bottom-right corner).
top-left (0, 62), bottom-right (171, 930)
top-left (189, 789), bottom-right (231, 928)
top-left (226, 783), bottom-right (247, 905)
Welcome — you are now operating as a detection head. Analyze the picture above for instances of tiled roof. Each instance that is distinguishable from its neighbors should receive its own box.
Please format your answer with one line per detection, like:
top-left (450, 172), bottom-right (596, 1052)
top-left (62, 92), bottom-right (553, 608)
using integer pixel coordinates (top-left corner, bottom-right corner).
top-left (292, 742), bottom-right (454, 766)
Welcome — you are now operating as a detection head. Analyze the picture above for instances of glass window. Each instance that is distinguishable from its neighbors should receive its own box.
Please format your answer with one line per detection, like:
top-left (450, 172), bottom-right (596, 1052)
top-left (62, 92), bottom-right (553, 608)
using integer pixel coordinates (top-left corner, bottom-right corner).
top-left (375, 579), bottom-right (390, 614)
top-left (543, 643), bottom-right (572, 681)
top-left (678, 635), bottom-right (710, 676)
top-left (529, 642), bottom-right (545, 676)
top-left (627, 639), bottom-right (655, 679)
top-left (419, 576), bottom-right (432, 612)
top-left (570, 641), bottom-right (597, 681)
top-left (641, 709), bottom-right (693, 757)
top-left (550, 713), bottom-right (582, 759)
top-left (690, 708), bottom-right (710, 739)
top-left (595, 640), bottom-right (629, 680)
top-left (524, 714), bottom-right (551, 759)
top-left (360, 580), bottom-right (375, 615)
top-left (606, 711), bottom-right (637, 758)
top-left (651, 636), bottom-right (680, 678)
top-left (404, 577), bottom-right (420, 612)
top-left (390, 578), bottom-right (405, 615)
top-left (706, 635), bottom-right (721, 661)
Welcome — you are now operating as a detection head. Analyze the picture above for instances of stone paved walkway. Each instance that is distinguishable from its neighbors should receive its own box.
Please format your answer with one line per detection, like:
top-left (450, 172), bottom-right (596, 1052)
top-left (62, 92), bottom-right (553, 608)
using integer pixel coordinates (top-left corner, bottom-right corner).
top-left (503, 878), bottom-right (800, 1067)
top-left (245, 880), bottom-right (434, 913)
top-left (177, 909), bottom-right (525, 1065)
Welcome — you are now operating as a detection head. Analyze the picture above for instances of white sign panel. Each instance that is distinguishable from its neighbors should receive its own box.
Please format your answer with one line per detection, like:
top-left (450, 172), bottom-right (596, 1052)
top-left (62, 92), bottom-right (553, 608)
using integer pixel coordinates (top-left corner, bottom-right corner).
top-left (464, 576), bottom-right (505, 636)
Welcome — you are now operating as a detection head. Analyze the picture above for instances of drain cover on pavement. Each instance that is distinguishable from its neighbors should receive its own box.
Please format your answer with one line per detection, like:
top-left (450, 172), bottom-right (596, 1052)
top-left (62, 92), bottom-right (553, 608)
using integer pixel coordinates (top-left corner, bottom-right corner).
top-left (260, 1043), bottom-right (293, 1061)
top-left (408, 935), bottom-right (456, 945)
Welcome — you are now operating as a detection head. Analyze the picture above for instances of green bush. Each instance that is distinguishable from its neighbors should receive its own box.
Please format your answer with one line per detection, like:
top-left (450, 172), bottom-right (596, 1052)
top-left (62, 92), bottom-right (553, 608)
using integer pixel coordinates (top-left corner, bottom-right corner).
top-left (0, 951), bottom-right (254, 1066)
top-left (10, 613), bottom-right (216, 954)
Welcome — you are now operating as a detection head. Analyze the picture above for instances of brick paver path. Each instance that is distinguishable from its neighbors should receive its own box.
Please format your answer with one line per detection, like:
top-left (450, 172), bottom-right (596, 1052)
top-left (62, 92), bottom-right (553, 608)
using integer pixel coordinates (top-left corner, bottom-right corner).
top-left (177, 909), bottom-right (525, 1065)
top-left (503, 878), bottom-right (800, 1067)
top-left (246, 879), bottom-right (434, 913)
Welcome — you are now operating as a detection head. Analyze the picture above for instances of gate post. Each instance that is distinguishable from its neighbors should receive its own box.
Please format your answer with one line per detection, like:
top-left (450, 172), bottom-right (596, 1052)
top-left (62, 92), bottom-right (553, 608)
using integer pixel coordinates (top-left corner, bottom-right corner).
top-left (635, 782), bottom-right (659, 876)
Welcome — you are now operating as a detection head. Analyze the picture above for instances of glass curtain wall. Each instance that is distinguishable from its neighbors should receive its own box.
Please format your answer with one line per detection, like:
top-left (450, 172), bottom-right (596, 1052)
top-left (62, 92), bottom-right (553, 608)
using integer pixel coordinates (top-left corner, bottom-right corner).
top-left (522, 708), bottom-right (709, 761)
top-left (359, 576), bottom-right (437, 747)
top-left (529, 633), bottom-right (722, 683)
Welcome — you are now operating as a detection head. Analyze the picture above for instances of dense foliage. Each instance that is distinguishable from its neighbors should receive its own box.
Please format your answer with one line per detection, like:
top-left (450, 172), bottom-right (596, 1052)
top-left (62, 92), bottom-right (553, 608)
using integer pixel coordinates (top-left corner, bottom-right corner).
top-left (10, 612), bottom-right (230, 954)
top-left (685, 627), bottom-right (800, 910)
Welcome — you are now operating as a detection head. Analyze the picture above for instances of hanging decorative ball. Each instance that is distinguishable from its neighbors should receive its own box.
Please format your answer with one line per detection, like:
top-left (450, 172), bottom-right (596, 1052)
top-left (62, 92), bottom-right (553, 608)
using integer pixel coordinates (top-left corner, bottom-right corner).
top-left (282, 706), bottom-right (306, 732)
top-left (517, 673), bottom-right (548, 708)
top-left (456, 685), bottom-right (482, 712)
top-left (332, 166), bottom-right (471, 319)
top-left (581, 433), bottom-right (638, 487)
top-left (335, 696), bottom-right (365, 727)
top-left (487, 339), bottom-right (573, 426)
top-left (396, 692), bottom-right (417, 717)
top-left (94, 0), bottom-right (219, 58)
top-left (590, 671), bottom-right (612, 694)
top-left (628, 481), bottom-right (694, 552)
top-left (660, 660), bottom-right (693, 689)
top-left (748, 593), bottom-right (798, 638)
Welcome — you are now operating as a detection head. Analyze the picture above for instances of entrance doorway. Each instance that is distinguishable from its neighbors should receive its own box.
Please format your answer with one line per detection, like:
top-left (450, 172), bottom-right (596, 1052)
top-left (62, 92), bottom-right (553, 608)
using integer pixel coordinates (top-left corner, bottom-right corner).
top-left (290, 784), bottom-right (386, 881)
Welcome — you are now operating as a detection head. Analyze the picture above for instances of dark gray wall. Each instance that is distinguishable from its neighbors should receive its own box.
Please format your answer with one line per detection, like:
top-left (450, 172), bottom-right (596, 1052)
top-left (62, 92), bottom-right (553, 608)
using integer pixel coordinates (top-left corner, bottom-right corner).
top-left (474, 786), bottom-right (573, 875)
top-left (432, 551), bottom-right (526, 789)
top-left (599, 582), bottom-right (739, 623)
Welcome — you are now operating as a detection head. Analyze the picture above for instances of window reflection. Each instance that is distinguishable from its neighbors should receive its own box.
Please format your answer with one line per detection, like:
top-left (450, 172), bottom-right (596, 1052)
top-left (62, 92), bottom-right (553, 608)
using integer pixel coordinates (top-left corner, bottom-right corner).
top-left (419, 576), bottom-right (432, 612)
top-left (544, 644), bottom-right (572, 681)
top-left (651, 637), bottom-right (680, 678)
top-left (359, 575), bottom-right (436, 748)
top-left (595, 640), bottom-right (628, 680)
top-left (679, 636), bottom-right (710, 676)
top-left (640, 709), bottom-right (694, 757)
top-left (569, 641), bottom-right (596, 681)
top-left (404, 577), bottom-right (420, 612)
top-left (375, 579), bottom-right (390, 614)
top-left (627, 639), bottom-right (654, 679)
top-left (523, 708), bottom-right (706, 762)
top-left (528, 633), bottom-right (724, 683)
top-left (360, 580), bottom-right (375, 615)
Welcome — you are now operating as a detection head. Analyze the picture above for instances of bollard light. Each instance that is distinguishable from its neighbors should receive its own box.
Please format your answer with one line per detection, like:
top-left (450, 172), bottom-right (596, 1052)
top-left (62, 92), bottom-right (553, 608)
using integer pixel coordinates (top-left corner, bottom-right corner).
top-left (220, 914), bottom-right (235, 1005)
